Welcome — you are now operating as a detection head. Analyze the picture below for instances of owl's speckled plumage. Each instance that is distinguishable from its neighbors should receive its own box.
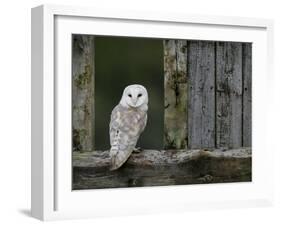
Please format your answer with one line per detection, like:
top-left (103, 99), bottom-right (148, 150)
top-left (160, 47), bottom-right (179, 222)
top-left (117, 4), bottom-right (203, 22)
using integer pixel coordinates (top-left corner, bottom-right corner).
top-left (109, 85), bottom-right (148, 170)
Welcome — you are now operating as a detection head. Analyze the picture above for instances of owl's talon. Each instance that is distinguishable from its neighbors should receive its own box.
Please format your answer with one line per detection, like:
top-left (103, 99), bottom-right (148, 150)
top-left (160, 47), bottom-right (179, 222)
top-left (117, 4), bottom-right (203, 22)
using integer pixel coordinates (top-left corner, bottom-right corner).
top-left (133, 147), bottom-right (142, 153)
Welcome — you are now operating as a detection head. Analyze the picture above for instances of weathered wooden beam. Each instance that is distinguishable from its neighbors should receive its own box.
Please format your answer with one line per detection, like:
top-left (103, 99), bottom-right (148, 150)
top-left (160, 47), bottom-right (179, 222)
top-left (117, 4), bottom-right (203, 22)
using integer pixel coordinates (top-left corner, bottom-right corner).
top-left (73, 148), bottom-right (251, 189)
top-left (163, 40), bottom-right (188, 149)
top-left (72, 35), bottom-right (95, 152)
top-left (187, 41), bottom-right (216, 148)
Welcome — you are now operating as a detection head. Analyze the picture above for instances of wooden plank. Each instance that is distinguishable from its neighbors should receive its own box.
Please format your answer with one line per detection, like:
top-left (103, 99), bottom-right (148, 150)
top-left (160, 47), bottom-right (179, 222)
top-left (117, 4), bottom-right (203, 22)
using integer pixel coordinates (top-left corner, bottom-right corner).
top-left (216, 42), bottom-right (243, 148)
top-left (163, 40), bottom-right (188, 149)
top-left (242, 43), bottom-right (252, 147)
top-left (73, 148), bottom-right (252, 189)
top-left (187, 41), bottom-right (216, 148)
top-left (72, 35), bottom-right (95, 152)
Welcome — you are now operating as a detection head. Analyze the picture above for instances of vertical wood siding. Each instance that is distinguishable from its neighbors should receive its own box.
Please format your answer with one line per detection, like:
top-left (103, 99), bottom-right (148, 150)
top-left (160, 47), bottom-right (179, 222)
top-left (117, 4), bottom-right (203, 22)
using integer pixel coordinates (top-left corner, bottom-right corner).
top-left (216, 42), bottom-right (243, 148)
top-left (72, 35), bottom-right (95, 152)
top-left (242, 44), bottom-right (252, 147)
top-left (187, 41), bottom-right (216, 148)
top-left (164, 40), bottom-right (252, 149)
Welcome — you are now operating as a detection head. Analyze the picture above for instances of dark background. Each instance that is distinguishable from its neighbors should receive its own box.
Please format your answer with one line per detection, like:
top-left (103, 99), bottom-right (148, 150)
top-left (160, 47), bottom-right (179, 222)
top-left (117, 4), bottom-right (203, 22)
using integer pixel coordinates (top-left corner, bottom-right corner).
top-left (95, 36), bottom-right (164, 150)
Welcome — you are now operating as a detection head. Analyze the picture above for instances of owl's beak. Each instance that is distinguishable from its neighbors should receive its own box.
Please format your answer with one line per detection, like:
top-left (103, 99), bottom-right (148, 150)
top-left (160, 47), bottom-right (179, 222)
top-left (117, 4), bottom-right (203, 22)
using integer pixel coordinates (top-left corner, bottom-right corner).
top-left (132, 98), bottom-right (138, 106)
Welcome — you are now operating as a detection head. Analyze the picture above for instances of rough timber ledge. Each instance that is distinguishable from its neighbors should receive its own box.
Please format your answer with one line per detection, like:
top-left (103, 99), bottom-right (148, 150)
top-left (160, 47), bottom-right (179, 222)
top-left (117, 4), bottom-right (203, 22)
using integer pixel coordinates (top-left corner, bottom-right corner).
top-left (73, 148), bottom-right (252, 189)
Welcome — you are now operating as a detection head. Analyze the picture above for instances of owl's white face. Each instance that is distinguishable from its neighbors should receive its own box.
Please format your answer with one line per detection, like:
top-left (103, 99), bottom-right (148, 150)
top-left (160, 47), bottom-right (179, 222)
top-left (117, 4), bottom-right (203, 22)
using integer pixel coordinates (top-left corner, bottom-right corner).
top-left (120, 84), bottom-right (148, 108)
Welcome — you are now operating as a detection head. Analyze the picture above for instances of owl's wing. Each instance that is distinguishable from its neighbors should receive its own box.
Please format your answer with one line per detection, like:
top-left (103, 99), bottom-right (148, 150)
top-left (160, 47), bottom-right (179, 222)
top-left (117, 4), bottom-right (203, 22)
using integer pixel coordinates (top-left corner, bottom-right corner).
top-left (141, 114), bottom-right (147, 133)
top-left (109, 105), bottom-right (146, 170)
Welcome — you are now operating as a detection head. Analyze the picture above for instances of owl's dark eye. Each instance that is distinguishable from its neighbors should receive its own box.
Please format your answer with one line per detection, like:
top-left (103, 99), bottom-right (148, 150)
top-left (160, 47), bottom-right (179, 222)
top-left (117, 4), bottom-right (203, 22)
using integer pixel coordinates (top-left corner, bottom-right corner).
top-left (137, 93), bottom-right (142, 98)
top-left (128, 94), bottom-right (132, 98)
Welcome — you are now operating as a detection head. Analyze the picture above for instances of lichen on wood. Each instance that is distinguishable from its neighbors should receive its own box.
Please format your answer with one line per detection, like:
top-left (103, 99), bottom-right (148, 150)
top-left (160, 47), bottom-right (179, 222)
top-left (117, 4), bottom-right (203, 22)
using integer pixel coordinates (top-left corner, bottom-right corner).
top-left (72, 35), bottom-right (95, 152)
top-left (163, 40), bottom-right (188, 149)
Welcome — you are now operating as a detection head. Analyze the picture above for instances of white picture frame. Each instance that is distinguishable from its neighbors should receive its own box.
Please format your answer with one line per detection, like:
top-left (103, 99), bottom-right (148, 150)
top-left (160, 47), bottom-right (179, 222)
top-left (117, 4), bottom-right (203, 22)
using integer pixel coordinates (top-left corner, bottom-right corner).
top-left (31, 4), bottom-right (274, 221)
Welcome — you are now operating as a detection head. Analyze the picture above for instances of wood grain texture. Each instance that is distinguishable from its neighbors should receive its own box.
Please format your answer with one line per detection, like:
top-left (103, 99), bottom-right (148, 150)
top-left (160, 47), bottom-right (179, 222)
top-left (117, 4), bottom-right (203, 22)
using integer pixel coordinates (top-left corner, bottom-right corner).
top-left (242, 43), bottom-right (252, 146)
top-left (73, 148), bottom-right (252, 189)
top-left (72, 35), bottom-right (95, 152)
top-left (163, 40), bottom-right (188, 149)
top-left (187, 41), bottom-right (216, 148)
top-left (216, 42), bottom-right (243, 148)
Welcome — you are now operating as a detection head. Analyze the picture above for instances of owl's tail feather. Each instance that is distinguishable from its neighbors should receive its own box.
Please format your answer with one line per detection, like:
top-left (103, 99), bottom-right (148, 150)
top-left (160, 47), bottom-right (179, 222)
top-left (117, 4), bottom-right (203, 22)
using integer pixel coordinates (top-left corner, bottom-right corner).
top-left (109, 130), bottom-right (122, 171)
top-left (110, 150), bottom-right (132, 171)
top-left (110, 149), bottom-right (118, 171)
top-left (109, 130), bottom-right (134, 170)
top-left (110, 155), bottom-right (119, 171)
top-left (110, 146), bottom-right (134, 170)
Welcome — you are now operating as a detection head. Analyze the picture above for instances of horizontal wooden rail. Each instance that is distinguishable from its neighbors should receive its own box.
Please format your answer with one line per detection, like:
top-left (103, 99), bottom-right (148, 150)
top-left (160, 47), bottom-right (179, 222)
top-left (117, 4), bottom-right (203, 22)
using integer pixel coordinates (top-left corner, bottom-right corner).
top-left (73, 148), bottom-right (251, 189)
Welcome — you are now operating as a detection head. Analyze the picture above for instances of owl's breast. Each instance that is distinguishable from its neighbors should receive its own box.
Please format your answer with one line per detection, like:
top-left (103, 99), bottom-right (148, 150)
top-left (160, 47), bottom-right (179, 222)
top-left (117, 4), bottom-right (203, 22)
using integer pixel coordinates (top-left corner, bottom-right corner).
top-left (117, 109), bottom-right (144, 134)
top-left (126, 109), bottom-right (146, 122)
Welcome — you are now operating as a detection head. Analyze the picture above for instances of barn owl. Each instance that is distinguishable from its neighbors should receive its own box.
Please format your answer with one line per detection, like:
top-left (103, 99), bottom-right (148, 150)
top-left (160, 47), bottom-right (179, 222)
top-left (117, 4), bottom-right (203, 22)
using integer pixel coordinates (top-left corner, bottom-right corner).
top-left (109, 84), bottom-right (148, 170)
